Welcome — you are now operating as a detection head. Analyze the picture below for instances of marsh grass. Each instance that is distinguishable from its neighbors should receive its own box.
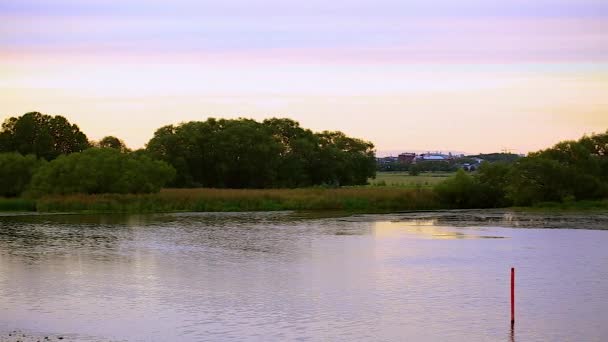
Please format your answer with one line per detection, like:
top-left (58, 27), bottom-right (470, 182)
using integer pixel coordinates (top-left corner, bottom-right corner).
top-left (8, 188), bottom-right (605, 214)
top-left (34, 187), bottom-right (440, 213)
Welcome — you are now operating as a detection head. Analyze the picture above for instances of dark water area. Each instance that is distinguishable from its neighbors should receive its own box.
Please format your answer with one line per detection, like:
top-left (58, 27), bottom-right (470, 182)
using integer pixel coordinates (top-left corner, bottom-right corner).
top-left (1, 211), bottom-right (607, 341)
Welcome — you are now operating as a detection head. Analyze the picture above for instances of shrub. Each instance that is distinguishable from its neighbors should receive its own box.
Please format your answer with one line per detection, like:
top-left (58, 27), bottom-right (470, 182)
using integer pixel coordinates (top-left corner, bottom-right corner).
top-left (28, 148), bottom-right (176, 196)
top-left (0, 152), bottom-right (44, 197)
top-left (434, 170), bottom-right (487, 208)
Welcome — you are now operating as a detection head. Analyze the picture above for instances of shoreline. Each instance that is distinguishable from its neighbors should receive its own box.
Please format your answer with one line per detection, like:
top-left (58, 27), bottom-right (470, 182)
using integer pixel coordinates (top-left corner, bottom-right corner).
top-left (1, 188), bottom-right (607, 215)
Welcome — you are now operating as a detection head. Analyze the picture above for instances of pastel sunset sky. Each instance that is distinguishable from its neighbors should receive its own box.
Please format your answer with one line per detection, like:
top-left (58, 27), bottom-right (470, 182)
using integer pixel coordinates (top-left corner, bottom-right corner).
top-left (1, 0), bottom-right (607, 154)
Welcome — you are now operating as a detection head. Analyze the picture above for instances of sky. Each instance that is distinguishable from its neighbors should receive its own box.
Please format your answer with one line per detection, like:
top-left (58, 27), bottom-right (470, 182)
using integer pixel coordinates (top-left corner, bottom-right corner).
top-left (1, 0), bottom-right (607, 154)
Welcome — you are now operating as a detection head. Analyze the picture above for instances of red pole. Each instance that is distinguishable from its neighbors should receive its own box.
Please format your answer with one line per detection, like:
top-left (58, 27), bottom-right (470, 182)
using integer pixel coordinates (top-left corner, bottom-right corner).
top-left (511, 268), bottom-right (515, 325)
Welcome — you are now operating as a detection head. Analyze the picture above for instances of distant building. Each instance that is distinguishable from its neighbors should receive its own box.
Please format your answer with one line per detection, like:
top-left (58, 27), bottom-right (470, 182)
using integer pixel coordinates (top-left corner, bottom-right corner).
top-left (398, 153), bottom-right (416, 164)
top-left (461, 157), bottom-right (484, 171)
top-left (376, 156), bottom-right (398, 165)
top-left (416, 153), bottom-right (452, 162)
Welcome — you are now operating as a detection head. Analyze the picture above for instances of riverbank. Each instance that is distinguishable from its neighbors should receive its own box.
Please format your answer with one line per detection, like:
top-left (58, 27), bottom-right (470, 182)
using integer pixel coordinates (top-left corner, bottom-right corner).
top-left (1, 188), bottom-right (441, 213)
top-left (1, 188), bottom-right (606, 214)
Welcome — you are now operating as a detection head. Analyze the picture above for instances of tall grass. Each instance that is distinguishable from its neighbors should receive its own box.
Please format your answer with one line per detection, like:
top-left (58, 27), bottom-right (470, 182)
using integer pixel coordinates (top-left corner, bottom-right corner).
top-left (34, 188), bottom-right (441, 213)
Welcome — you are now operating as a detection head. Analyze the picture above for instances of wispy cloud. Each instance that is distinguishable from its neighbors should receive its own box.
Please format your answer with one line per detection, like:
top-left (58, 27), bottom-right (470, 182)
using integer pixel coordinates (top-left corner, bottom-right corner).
top-left (2, 1), bottom-right (607, 63)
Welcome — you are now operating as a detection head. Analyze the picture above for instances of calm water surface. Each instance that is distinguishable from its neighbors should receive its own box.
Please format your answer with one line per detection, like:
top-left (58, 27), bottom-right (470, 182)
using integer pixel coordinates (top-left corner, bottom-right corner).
top-left (1, 210), bottom-right (607, 341)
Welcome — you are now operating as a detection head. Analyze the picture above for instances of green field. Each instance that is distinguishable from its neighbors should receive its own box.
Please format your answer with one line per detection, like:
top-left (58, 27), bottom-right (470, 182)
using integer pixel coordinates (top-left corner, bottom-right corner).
top-left (368, 172), bottom-right (454, 187)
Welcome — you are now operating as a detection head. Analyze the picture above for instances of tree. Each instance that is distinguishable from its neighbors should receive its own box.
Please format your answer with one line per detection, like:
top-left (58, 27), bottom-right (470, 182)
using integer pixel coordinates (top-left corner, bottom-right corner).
top-left (435, 169), bottom-right (487, 208)
top-left (28, 148), bottom-right (175, 195)
top-left (0, 153), bottom-right (44, 197)
top-left (147, 119), bottom-right (282, 188)
top-left (0, 112), bottom-right (90, 160)
top-left (474, 162), bottom-right (513, 207)
top-left (98, 136), bottom-right (130, 152)
top-left (263, 118), bottom-right (317, 187)
top-left (314, 131), bottom-right (376, 186)
top-left (146, 118), bottom-right (376, 188)
top-left (505, 131), bottom-right (608, 205)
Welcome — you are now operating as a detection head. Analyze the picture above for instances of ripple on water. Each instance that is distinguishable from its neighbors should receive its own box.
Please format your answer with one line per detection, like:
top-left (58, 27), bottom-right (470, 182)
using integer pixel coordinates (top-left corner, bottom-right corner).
top-left (1, 211), bottom-right (607, 341)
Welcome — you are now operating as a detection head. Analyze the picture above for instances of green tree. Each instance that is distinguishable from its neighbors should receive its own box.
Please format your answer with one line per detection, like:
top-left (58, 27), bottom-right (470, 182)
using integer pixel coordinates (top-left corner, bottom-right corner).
top-left (474, 162), bottom-right (513, 207)
top-left (147, 119), bottom-right (282, 188)
top-left (435, 169), bottom-right (486, 208)
top-left (28, 148), bottom-right (175, 195)
top-left (0, 153), bottom-right (45, 197)
top-left (507, 157), bottom-right (572, 205)
top-left (314, 131), bottom-right (376, 186)
top-left (263, 118), bottom-right (317, 187)
top-left (98, 136), bottom-right (130, 152)
top-left (0, 112), bottom-right (90, 160)
top-left (506, 131), bottom-right (608, 205)
top-left (146, 117), bottom-right (376, 188)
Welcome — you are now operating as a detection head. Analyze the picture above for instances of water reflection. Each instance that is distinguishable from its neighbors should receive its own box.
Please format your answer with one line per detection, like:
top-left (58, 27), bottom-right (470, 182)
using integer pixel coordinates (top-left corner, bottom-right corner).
top-left (0, 211), bottom-right (607, 341)
top-left (510, 324), bottom-right (515, 342)
top-left (373, 221), bottom-right (507, 239)
top-left (358, 210), bottom-right (608, 230)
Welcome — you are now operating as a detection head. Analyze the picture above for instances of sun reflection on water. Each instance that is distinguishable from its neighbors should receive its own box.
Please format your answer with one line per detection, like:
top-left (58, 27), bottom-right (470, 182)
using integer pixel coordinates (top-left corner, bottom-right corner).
top-left (373, 220), bottom-right (506, 240)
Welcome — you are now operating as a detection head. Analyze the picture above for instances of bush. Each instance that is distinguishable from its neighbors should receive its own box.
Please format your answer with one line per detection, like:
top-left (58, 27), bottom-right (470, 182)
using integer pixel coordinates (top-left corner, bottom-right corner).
top-left (28, 148), bottom-right (176, 196)
top-left (475, 162), bottom-right (513, 207)
top-left (0, 152), bottom-right (44, 197)
top-left (434, 170), bottom-right (489, 208)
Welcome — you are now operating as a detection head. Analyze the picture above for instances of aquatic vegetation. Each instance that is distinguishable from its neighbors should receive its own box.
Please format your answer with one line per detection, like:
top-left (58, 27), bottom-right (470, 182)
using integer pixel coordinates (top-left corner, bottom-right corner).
top-left (34, 188), bottom-right (440, 213)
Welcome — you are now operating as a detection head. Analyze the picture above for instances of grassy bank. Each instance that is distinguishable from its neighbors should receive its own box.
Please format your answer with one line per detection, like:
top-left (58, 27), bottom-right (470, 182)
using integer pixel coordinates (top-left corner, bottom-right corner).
top-left (4, 187), bottom-right (606, 215)
top-left (30, 188), bottom-right (441, 213)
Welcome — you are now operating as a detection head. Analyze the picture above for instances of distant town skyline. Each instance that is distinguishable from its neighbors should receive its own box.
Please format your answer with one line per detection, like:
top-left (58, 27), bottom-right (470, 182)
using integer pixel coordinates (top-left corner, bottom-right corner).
top-left (2, 0), bottom-right (607, 153)
top-left (376, 150), bottom-right (467, 158)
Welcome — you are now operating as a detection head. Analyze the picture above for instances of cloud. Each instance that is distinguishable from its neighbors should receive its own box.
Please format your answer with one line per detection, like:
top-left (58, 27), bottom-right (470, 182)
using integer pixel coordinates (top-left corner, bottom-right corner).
top-left (2, 13), bottom-right (607, 64)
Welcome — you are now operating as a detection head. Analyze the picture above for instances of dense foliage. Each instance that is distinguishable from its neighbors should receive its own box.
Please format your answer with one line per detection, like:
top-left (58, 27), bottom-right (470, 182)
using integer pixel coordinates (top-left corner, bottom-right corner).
top-left (435, 170), bottom-right (485, 208)
top-left (435, 131), bottom-right (608, 207)
top-left (28, 148), bottom-right (175, 195)
top-left (507, 133), bottom-right (608, 205)
top-left (0, 153), bottom-right (45, 197)
top-left (146, 118), bottom-right (376, 188)
top-left (0, 112), bottom-right (90, 160)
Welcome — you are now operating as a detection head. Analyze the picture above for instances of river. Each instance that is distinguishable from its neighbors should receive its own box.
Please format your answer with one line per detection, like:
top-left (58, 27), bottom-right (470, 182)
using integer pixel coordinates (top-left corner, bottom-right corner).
top-left (1, 210), bottom-right (607, 341)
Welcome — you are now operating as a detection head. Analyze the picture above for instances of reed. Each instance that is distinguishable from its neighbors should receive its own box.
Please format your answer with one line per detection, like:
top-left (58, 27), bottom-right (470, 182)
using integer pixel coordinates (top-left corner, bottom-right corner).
top-left (34, 187), bottom-right (441, 213)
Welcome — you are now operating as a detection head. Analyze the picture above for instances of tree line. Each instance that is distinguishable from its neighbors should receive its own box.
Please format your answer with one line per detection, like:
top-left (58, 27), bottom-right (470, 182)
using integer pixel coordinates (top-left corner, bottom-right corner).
top-left (0, 112), bottom-right (377, 196)
top-left (146, 118), bottom-right (376, 188)
top-left (435, 131), bottom-right (608, 207)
